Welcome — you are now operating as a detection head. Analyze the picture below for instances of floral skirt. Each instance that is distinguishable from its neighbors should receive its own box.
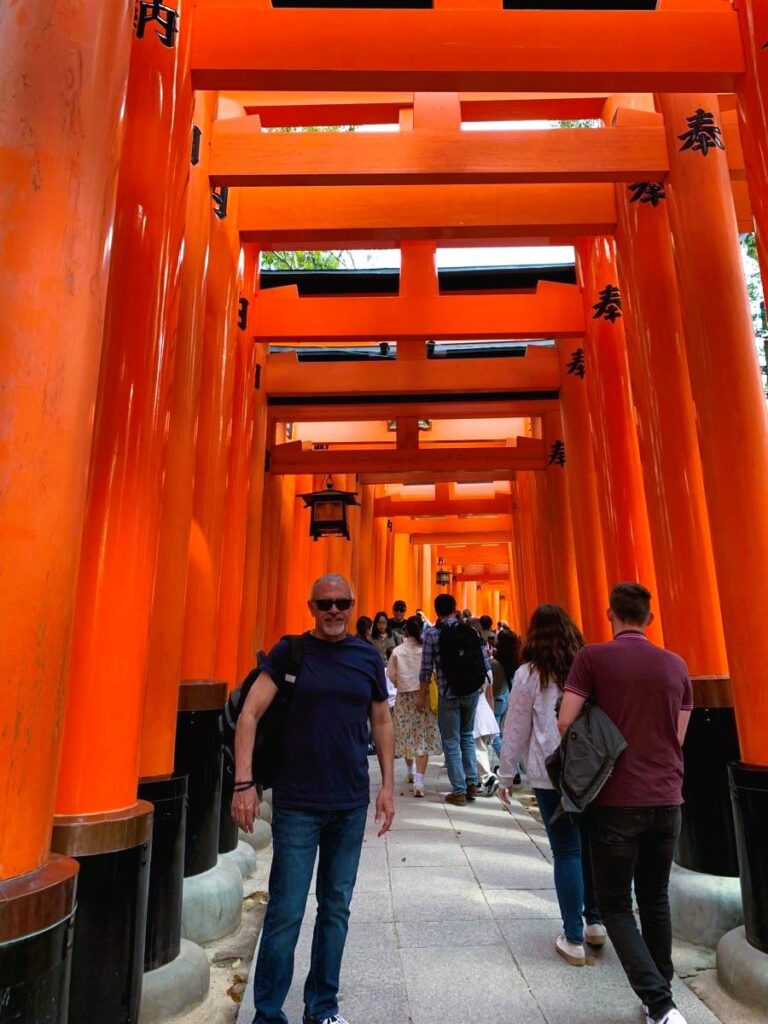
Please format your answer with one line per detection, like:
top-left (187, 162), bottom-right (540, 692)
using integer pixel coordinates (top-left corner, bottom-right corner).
top-left (393, 691), bottom-right (443, 759)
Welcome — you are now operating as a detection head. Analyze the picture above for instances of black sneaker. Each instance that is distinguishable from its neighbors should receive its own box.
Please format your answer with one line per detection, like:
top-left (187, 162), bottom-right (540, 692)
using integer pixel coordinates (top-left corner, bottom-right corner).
top-left (303, 1015), bottom-right (351, 1024)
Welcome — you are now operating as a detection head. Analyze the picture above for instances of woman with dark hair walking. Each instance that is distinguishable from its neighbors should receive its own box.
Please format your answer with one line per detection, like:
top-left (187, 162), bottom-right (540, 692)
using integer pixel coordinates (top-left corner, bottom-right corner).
top-left (490, 629), bottom-right (521, 763)
top-left (371, 610), bottom-right (396, 666)
top-left (388, 615), bottom-right (442, 796)
top-left (499, 605), bottom-right (605, 967)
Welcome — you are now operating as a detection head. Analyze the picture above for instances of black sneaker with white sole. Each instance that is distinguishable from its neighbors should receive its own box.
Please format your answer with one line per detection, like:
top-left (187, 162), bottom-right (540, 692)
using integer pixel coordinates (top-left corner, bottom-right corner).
top-left (303, 1015), bottom-right (351, 1024)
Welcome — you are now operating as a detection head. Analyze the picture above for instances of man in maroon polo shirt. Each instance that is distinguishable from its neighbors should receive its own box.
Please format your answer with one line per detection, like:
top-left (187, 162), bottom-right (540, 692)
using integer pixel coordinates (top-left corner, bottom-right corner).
top-left (558, 583), bottom-right (693, 1024)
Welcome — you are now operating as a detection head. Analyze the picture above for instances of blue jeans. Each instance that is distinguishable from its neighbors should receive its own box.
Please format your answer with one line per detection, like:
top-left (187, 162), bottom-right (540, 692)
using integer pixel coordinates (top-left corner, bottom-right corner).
top-left (253, 805), bottom-right (368, 1024)
top-left (437, 692), bottom-right (480, 795)
top-left (534, 788), bottom-right (602, 945)
top-left (491, 690), bottom-right (510, 760)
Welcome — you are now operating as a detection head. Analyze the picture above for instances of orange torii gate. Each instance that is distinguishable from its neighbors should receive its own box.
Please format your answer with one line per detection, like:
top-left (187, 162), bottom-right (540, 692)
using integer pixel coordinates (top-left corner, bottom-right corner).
top-left (4, 0), bottom-right (768, 1020)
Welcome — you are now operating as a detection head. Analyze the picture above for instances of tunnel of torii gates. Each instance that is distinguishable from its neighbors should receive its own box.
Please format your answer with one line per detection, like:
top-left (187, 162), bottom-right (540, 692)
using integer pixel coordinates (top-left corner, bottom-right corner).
top-left (3, 0), bottom-right (768, 1021)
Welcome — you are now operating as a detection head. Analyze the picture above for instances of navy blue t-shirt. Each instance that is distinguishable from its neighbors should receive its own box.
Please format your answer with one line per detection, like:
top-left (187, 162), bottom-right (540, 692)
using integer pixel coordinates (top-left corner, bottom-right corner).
top-left (260, 632), bottom-right (388, 811)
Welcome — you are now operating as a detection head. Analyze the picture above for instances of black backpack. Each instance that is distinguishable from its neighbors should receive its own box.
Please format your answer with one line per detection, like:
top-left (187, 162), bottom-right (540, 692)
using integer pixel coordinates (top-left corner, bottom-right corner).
top-left (437, 621), bottom-right (488, 697)
top-left (220, 634), bottom-right (305, 789)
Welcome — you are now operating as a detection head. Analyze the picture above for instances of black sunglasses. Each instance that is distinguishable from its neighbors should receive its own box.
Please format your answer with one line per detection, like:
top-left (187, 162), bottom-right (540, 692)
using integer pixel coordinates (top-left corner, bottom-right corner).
top-left (313, 598), bottom-right (353, 611)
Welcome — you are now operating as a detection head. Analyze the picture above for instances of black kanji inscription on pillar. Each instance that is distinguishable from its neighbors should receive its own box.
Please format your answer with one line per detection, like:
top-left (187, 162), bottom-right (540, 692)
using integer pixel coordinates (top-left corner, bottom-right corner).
top-left (592, 285), bottom-right (622, 323)
top-left (548, 440), bottom-right (566, 468)
top-left (678, 108), bottom-right (725, 156)
top-left (212, 186), bottom-right (229, 220)
top-left (566, 347), bottom-right (586, 379)
top-left (134, 1), bottom-right (179, 48)
top-left (628, 182), bottom-right (666, 207)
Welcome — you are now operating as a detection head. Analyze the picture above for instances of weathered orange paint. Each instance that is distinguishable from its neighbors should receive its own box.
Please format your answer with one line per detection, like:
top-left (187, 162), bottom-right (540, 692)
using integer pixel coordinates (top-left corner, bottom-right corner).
top-left (140, 90), bottom-right (217, 780)
top-left (657, 92), bottom-right (768, 764)
top-left (0, 0), bottom-right (133, 876)
top-left (191, 5), bottom-right (742, 93)
top-left (576, 237), bottom-right (663, 647)
top-left (612, 116), bottom-right (728, 678)
top-left (56, 4), bottom-right (194, 815)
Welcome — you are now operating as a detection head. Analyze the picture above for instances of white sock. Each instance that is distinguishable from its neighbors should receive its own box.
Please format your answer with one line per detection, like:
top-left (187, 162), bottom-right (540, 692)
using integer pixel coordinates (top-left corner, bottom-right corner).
top-left (414, 772), bottom-right (424, 788)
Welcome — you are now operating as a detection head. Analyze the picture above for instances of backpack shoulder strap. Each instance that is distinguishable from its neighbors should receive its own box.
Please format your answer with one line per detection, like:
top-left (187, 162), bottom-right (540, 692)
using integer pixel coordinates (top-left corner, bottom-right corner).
top-left (280, 633), bottom-right (305, 685)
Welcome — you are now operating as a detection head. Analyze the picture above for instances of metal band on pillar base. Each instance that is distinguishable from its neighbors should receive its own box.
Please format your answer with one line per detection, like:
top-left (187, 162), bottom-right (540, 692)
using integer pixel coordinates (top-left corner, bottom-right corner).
top-left (677, 677), bottom-right (740, 878)
top-left (51, 801), bottom-right (153, 1024)
top-left (0, 857), bottom-right (79, 1024)
top-left (728, 762), bottom-right (768, 954)
top-left (175, 681), bottom-right (227, 878)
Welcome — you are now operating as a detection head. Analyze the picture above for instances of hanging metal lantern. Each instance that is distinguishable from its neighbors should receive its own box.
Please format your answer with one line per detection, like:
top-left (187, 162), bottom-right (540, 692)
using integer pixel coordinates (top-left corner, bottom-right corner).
top-left (435, 568), bottom-right (451, 586)
top-left (298, 476), bottom-right (359, 541)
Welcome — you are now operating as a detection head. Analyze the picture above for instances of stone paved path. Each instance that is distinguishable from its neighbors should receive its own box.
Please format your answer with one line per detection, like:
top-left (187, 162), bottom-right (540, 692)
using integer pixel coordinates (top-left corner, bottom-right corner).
top-left (238, 759), bottom-right (722, 1024)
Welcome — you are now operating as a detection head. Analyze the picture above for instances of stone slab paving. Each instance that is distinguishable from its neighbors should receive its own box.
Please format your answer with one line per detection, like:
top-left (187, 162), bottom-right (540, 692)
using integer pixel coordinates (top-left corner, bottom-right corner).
top-left (238, 758), bottom-right (723, 1024)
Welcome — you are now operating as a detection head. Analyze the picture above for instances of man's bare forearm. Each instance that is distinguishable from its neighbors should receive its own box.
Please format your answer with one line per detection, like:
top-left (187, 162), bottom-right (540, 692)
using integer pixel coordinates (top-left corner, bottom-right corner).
top-left (372, 715), bottom-right (395, 791)
top-left (234, 711), bottom-right (259, 783)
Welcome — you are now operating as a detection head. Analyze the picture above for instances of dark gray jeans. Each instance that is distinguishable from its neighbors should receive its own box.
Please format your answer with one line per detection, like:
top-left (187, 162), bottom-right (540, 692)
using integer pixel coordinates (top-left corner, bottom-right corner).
top-left (589, 805), bottom-right (682, 1021)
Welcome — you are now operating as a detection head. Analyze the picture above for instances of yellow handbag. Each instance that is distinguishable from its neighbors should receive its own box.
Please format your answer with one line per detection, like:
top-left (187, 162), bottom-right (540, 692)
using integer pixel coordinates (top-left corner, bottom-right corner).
top-left (428, 673), bottom-right (439, 714)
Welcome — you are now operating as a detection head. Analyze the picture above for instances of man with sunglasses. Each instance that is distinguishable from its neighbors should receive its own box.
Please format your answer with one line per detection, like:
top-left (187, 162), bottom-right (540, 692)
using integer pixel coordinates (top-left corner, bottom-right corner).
top-left (232, 574), bottom-right (395, 1024)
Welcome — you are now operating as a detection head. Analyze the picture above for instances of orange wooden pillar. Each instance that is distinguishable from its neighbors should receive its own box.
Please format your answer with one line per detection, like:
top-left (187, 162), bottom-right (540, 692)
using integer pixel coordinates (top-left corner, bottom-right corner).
top-left (284, 475), bottom-right (314, 635)
top-left (237, 343), bottom-right (270, 676)
top-left (612, 101), bottom-right (734, 876)
top-left (214, 246), bottom-right (261, 691)
top-left (0, 2), bottom-right (134, 1009)
top-left (576, 236), bottom-right (663, 645)
top-left (734, 0), bottom-right (768, 291)
top-left (515, 473), bottom-right (542, 623)
top-left (251, 469), bottom-right (282, 655)
top-left (268, 475), bottom-right (298, 645)
top-left (51, 5), bottom-right (194, 1018)
top-left (141, 90), bottom-right (218, 781)
top-left (355, 485), bottom-right (376, 615)
top-left (657, 92), bottom-right (768, 941)
top-left (540, 412), bottom-right (583, 625)
top-left (555, 340), bottom-right (611, 643)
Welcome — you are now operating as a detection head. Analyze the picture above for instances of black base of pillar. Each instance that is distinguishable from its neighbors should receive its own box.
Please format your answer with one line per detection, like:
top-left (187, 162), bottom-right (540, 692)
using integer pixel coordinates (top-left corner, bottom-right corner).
top-left (175, 680), bottom-right (226, 878)
top-left (219, 753), bottom-right (239, 855)
top-left (729, 761), bottom-right (768, 954)
top-left (0, 857), bottom-right (78, 1024)
top-left (51, 802), bottom-right (153, 1024)
top-left (677, 705), bottom-right (740, 876)
top-left (138, 774), bottom-right (188, 972)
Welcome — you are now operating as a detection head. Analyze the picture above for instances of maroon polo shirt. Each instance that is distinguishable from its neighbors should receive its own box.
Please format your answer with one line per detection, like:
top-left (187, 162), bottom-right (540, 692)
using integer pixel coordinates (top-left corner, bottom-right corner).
top-left (564, 630), bottom-right (694, 807)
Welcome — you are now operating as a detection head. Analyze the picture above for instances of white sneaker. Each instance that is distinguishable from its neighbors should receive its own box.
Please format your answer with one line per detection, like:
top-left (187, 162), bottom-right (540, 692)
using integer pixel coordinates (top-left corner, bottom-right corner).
top-left (645, 1009), bottom-right (687, 1024)
top-left (555, 933), bottom-right (586, 966)
top-left (585, 922), bottom-right (607, 947)
top-left (413, 785), bottom-right (424, 798)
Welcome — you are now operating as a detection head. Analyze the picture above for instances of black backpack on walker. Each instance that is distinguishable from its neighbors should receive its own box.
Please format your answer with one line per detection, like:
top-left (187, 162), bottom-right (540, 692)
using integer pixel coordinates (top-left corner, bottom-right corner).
top-left (219, 634), bottom-right (305, 789)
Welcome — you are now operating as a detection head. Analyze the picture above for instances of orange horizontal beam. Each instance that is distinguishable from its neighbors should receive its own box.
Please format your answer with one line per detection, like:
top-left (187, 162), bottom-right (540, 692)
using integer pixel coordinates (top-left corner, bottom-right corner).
top-left (412, 531), bottom-right (514, 546)
top-left (265, 347), bottom-right (560, 397)
top-left (437, 544), bottom-right (508, 564)
top-left (453, 573), bottom-right (509, 583)
top-left (393, 514), bottom-right (514, 535)
top-left (360, 471), bottom-right (519, 485)
top-left (268, 398), bottom-right (558, 425)
top-left (239, 183), bottom-right (617, 247)
top-left (256, 282), bottom-right (583, 342)
top-left (191, 8), bottom-right (743, 93)
top-left (224, 92), bottom-right (613, 127)
top-left (375, 496), bottom-right (513, 517)
top-left (269, 442), bottom-right (546, 476)
top-left (211, 122), bottom-right (669, 187)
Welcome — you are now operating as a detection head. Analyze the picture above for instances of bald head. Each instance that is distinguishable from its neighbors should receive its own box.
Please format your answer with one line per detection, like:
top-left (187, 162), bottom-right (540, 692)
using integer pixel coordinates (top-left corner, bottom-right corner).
top-left (308, 574), bottom-right (353, 602)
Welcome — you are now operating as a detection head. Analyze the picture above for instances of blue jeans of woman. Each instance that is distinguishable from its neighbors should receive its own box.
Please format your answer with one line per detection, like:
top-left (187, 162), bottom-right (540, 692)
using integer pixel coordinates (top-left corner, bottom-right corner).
top-left (490, 689), bottom-right (509, 761)
top-left (534, 788), bottom-right (602, 944)
top-left (252, 805), bottom-right (368, 1024)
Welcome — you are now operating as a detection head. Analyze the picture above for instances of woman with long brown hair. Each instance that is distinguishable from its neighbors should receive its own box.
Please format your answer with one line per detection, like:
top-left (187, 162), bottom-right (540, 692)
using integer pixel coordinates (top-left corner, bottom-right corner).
top-left (498, 604), bottom-right (605, 967)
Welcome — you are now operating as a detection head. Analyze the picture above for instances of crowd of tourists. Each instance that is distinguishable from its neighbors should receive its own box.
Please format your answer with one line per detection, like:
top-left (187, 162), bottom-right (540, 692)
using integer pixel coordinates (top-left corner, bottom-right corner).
top-left (231, 575), bottom-right (692, 1024)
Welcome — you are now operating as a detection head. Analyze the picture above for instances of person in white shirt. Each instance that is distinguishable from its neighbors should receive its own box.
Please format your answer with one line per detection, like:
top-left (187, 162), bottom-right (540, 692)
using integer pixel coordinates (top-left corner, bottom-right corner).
top-left (388, 615), bottom-right (442, 796)
top-left (498, 604), bottom-right (605, 967)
